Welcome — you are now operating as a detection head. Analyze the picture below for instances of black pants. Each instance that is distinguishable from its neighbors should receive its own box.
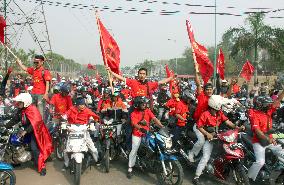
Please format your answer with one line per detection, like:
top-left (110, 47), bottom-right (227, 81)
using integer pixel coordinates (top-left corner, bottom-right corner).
top-left (30, 134), bottom-right (40, 170)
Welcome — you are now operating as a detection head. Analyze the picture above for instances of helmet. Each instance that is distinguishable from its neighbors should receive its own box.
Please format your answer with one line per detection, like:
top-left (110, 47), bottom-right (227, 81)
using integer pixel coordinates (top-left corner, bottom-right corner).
top-left (253, 96), bottom-right (274, 111)
top-left (60, 85), bottom-right (70, 94)
top-left (208, 95), bottom-right (223, 111)
top-left (13, 93), bottom-right (33, 108)
top-left (133, 96), bottom-right (149, 108)
top-left (53, 85), bottom-right (60, 93)
top-left (181, 89), bottom-right (195, 102)
top-left (51, 78), bottom-right (56, 81)
top-left (80, 86), bottom-right (88, 92)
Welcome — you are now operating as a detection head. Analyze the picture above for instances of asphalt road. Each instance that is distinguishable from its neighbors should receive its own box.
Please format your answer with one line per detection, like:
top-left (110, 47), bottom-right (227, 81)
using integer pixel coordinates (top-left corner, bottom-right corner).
top-left (14, 157), bottom-right (225, 185)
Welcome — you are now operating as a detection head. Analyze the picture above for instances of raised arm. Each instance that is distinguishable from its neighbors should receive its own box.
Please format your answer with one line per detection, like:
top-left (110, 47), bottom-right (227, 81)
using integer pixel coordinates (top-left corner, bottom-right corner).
top-left (158, 76), bottom-right (174, 85)
top-left (273, 89), bottom-right (284, 108)
top-left (16, 59), bottom-right (27, 71)
top-left (194, 63), bottom-right (202, 95)
top-left (106, 67), bottom-right (126, 82)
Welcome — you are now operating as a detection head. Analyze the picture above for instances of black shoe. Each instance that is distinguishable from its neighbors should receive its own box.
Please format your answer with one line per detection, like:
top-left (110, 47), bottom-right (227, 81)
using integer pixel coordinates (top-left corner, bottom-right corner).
top-left (127, 171), bottom-right (133, 179)
top-left (192, 177), bottom-right (201, 185)
top-left (61, 164), bottom-right (69, 172)
top-left (40, 168), bottom-right (46, 176)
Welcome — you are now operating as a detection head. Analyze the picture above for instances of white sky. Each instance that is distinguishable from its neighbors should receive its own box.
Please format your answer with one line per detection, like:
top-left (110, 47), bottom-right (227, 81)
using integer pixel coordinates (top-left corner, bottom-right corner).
top-left (5, 0), bottom-right (284, 67)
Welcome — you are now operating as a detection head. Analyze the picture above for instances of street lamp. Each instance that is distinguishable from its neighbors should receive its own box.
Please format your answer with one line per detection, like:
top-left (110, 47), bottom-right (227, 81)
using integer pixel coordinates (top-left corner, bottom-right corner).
top-left (167, 38), bottom-right (177, 73)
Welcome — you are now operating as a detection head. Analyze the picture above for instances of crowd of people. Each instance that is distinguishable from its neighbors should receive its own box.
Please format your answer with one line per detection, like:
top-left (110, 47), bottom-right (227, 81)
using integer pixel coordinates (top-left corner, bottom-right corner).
top-left (0, 54), bottom-right (284, 185)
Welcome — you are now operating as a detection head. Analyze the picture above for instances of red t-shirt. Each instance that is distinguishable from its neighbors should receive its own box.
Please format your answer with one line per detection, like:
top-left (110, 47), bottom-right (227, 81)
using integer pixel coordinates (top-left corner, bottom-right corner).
top-left (131, 108), bottom-right (155, 137)
top-left (126, 78), bottom-right (158, 98)
top-left (166, 98), bottom-right (180, 116)
top-left (233, 84), bottom-right (240, 94)
top-left (66, 106), bottom-right (99, 125)
top-left (197, 110), bottom-right (228, 128)
top-left (27, 66), bottom-right (52, 95)
top-left (248, 107), bottom-right (276, 143)
top-left (121, 88), bottom-right (130, 99)
top-left (175, 100), bottom-right (189, 127)
top-left (193, 91), bottom-right (210, 121)
top-left (97, 98), bottom-right (112, 112)
top-left (50, 94), bottom-right (73, 118)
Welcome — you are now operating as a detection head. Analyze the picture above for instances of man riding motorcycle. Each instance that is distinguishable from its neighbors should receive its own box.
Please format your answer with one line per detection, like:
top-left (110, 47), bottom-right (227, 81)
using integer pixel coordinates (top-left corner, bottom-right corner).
top-left (192, 95), bottom-right (243, 185)
top-left (5, 93), bottom-right (53, 176)
top-left (62, 97), bottom-right (100, 171)
top-left (247, 90), bottom-right (284, 182)
top-left (127, 96), bottom-right (164, 179)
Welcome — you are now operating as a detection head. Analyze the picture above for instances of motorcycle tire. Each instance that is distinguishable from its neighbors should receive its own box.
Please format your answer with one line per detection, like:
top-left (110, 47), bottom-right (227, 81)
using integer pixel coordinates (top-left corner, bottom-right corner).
top-left (156, 160), bottom-right (184, 185)
top-left (233, 164), bottom-right (250, 185)
top-left (0, 170), bottom-right (16, 185)
top-left (109, 138), bottom-right (119, 161)
top-left (104, 149), bottom-right (110, 173)
top-left (55, 138), bottom-right (65, 161)
top-left (74, 161), bottom-right (82, 185)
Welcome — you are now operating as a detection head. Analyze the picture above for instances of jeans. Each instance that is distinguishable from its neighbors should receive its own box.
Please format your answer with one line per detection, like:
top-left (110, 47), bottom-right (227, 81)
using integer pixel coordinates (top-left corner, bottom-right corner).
top-left (195, 140), bottom-right (213, 177)
top-left (128, 135), bottom-right (142, 168)
top-left (172, 125), bottom-right (185, 147)
top-left (31, 94), bottom-right (46, 123)
top-left (247, 143), bottom-right (283, 181)
top-left (190, 124), bottom-right (205, 156)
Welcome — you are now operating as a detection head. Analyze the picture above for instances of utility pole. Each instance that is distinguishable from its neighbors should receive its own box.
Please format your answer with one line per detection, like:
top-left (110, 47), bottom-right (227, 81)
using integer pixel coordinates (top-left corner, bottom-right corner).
top-left (213, 0), bottom-right (217, 84)
top-left (4, 0), bottom-right (8, 71)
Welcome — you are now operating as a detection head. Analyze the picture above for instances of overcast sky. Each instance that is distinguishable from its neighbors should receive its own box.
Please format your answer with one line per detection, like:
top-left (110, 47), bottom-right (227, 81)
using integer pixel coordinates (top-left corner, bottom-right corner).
top-left (5, 0), bottom-right (284, 67)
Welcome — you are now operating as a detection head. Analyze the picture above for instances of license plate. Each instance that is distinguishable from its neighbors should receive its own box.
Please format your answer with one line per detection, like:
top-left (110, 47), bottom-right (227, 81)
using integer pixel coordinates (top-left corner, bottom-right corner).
top-left (100, 125), bottom-right (113, 129)
top-left (69, 134), bottom-right (84, 139)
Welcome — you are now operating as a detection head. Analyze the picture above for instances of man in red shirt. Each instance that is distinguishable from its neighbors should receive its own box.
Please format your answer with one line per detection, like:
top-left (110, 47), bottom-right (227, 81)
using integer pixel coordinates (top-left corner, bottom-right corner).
top-left (192, 95), bottom-right (240, 185)
top-left (16, 55), bottom-right (51, 118)
top-left (127, 96), bottom-right (164, 178)
top-left (49, 85), bottom-right (73, 122)
top-left (188, 63), bottom-right (213, 162)
top-left (247, 90), bottom-right (284, 182)
top-left (107, 67), bottom-right (173, 150)
top-left (62, 97), bottom-right (100, 170)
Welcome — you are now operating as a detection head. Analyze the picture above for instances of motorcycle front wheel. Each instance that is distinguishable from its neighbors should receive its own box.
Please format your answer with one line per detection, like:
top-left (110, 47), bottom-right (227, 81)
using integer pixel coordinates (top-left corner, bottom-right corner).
top-left (233, 164), bottom-right (250, 185)
top-left (55, 137), bottom-right (66, 161)
top-left (73, 160), bottom-right (82, 185)
top-left (0, 170), bottom-right (16, 185)
top-left (104, 149), bottom-right (110, 173)
top-left (156, 160), bottom-right (184, 185)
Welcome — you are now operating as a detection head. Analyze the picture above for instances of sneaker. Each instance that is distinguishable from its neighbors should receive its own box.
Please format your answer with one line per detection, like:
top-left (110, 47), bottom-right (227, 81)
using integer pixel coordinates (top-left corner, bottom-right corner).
top-left (188, 151), bottom-right (195, 163)
top-left (192, 177), bottom-right (201, 185)
top-left (61, 164), bottom-right (69, 172)
top-left (40, 168), bottom-right (46, 176)
top-left (127, 171), bottom-right (133, 179)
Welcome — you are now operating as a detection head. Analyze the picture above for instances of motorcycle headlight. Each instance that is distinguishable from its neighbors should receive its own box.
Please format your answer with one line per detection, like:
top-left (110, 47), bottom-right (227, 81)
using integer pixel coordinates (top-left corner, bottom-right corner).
top-left (159, 135), bottom-right (172, 149)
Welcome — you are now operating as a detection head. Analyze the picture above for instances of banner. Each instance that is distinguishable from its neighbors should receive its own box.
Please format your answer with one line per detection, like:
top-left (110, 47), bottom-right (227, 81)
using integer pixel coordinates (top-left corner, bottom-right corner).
top-left (217, 48), bottom-right (225, 80)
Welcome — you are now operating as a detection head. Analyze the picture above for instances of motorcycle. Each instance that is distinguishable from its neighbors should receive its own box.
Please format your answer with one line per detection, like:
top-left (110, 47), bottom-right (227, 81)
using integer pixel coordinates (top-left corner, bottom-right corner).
top-left (124, 127), bottom-right (184, 185)
top-left (65, 123), bottom-right (97, 185)
top-left (0, 161), bottom-right (16, 185)
top-left (99, 117), bottom-right (122, 173)
top-left (48, 117), bottom-right (68, 161)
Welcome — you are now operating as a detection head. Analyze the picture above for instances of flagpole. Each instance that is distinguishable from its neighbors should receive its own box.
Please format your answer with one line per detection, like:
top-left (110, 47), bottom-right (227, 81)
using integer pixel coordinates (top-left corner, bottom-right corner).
top-left (95, 11), bottom-right (114, 94)
top-left (0, 41), bottom-right (19, 60)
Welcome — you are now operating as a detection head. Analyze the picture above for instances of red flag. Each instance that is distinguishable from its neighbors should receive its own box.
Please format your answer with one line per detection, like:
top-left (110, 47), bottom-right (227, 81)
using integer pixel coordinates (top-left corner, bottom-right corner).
top-left (186, 20), bottom-right (213, 84)
top-left (97, 18), bottom-right (120, 74)
top-left (56, 72), bottom-right (61, 82)
top-left (87, 63), bottom-right (96, 70)
top-left (165, 65), bottom-right (179, 95)
top-left (96, 71), bottom-right (102, 84)
top-left (0, 16), bottom-right (6, 44)
top-left (217, 48), bottom-right (225, 80)
top-left (240, 60), bottom-right (254, 81)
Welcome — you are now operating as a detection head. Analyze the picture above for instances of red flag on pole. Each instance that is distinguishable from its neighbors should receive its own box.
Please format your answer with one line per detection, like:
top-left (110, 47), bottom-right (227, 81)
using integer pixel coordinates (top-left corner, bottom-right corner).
top-left (56, 72), bottom-right (61, 82)
top-left (97, 18), bottom-right (120, 74)
top-left (217, 48), bottom-right (225, 80)
top-left (0, 16), bottom-right (6, 44)
top-left (240, 60), bottom-right (254, 81)
top-left (87, 63), bottom-right (96, 70)
top-left (186, 20), bottom-right (213, 84)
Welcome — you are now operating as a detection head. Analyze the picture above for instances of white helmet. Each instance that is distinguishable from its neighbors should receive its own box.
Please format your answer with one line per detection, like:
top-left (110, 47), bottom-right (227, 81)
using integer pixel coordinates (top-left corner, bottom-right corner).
top-left (13, 93), bottom-right (33, 108)
top-left (208, 95), bottom-right (223, 111)
top-left (52, 78), bottom-right (56, 81)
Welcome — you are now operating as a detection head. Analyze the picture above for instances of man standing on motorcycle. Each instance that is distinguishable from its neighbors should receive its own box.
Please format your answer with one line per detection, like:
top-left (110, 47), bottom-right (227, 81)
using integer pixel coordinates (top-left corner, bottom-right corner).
top-left (6, 93), bottom-right (53, 176)
top-left (192, 95), bottom-right (242, 185)
top-left (127, 96), bottom-right (164, 179)
top-left (247, 90), bottom-right (284, 182)
top-left (62, 97), bottom-right (100, 170)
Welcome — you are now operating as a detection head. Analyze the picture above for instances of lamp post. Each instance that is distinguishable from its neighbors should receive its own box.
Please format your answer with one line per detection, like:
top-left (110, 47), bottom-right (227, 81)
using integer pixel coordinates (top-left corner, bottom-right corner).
top-left (167, 38), bottom-right (177, 73)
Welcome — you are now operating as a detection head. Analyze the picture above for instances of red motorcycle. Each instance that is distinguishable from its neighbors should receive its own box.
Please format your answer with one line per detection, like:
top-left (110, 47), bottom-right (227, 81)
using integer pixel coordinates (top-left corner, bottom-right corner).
top-left (204, 129), bottom-right (250, 185)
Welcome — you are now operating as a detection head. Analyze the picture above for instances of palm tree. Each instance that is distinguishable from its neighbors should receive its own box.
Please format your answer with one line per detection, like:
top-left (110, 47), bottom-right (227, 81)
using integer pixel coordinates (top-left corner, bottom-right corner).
top-left (222, 12), bottom-right (276, 82)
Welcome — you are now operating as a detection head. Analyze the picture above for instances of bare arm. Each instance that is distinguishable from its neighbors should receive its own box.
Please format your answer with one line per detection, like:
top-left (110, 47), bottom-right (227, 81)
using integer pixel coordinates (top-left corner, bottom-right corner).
top-left (152, 117), bottom-right (164, 128)
top-left (273, 90), bottom-right (284, 108)
top-left (175, 114), bottom-right (186, 122)
top-left (106, 67), bottom-right (126, 82)
top-left (194, 63), bottom-right (202, 95)
top-left (16, 59), bottom-right (27, 71)
top-left (225, 120), bottom-right (236, 129)
top-left (158, 76), bottom-right (174, 85)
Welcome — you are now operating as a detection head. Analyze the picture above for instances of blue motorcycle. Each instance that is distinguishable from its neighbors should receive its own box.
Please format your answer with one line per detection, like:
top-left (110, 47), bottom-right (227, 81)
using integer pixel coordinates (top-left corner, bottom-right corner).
top-left (0, 162), bottom-right (16, 185)
top-left (128, 127), bottom-right (184, 185)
